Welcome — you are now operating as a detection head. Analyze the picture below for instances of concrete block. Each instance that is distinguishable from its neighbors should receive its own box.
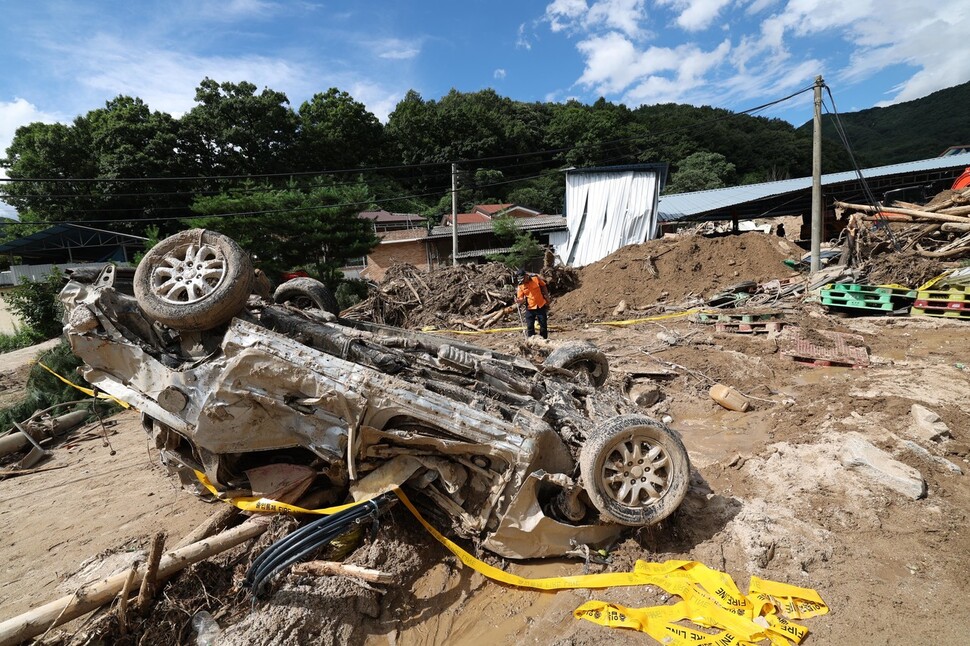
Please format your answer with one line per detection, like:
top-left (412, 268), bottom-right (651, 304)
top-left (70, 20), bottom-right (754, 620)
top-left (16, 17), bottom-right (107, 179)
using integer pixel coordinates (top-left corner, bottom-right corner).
top-left (902, 440), bottom-right (963, 475)
top-left (910, 404), bottom-right (952, 443)
top-left (840, 433), bottom-right (927, 500)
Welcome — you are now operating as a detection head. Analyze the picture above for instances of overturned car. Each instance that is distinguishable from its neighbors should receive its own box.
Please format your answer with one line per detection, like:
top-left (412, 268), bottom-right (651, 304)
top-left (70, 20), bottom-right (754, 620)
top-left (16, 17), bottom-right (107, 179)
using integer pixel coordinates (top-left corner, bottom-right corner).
top-left (60, 229), bottom-right (690, 559)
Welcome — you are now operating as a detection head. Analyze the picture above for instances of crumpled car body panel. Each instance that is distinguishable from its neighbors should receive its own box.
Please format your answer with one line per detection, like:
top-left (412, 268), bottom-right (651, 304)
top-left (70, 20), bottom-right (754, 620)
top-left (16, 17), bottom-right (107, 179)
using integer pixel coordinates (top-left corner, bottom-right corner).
top-left (61, 269), bottom-right (636, 559)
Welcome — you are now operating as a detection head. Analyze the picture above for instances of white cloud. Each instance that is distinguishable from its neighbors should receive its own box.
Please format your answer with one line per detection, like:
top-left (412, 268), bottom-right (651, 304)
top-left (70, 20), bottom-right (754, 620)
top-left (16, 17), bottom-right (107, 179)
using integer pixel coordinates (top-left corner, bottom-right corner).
top-left (53, 34), bottom-right (307, 116)
top-left (347, 82), bottom-right (401, 124)
top-left (516, 23), bottom-right (533, 50)
top-left (549, 0), bottom-right (970, 118)
top-left (376, 38), bottom-right (422, 60)
top-left (587, 0), bottom-right (649, 38)
top-left (656, 0), bottom-right (734, 32)
top-left (494, 69), bottom-right (507, 80)
top-left (546, 0), bottom-right (648, 39)
top-left (576, 32), bottom-right (731, 96)
top-left (546, 0), bottom-right (589, 32)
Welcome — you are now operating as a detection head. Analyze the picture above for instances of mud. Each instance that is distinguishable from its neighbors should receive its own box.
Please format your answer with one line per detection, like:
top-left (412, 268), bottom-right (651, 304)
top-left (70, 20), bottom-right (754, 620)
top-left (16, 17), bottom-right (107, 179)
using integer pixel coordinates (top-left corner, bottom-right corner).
top-left (3, 232), bottom-right (970, 645)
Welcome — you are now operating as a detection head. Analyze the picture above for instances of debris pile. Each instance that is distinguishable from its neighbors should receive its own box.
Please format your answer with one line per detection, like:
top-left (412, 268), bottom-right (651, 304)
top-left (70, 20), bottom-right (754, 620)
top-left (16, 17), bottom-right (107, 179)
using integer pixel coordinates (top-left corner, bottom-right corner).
top-left (342, 261), bottom-right (579, 330)
top-left (835, 185), bottom-right (970, 269)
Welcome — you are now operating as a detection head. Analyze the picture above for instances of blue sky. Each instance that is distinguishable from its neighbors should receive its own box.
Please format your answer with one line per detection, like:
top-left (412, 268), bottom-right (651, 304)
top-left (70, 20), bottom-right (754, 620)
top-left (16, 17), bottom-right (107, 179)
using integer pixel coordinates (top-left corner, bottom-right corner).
top-left (2, 0), bottom-right (969, 218)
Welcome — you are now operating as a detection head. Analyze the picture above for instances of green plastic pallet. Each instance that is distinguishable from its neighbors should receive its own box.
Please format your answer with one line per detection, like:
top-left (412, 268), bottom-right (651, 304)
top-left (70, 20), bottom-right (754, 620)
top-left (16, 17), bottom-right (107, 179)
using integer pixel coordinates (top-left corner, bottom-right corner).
top-left (824, 283), bottom-right (916, 298)
top-left (823, 291), bottom-right (893, 303)
top-left (821, 297), bottom-right (896, 312)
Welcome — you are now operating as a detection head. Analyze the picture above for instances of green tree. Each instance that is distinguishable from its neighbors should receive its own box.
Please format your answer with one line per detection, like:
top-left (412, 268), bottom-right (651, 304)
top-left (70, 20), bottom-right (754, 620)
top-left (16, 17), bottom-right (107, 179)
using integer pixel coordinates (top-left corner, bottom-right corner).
top-left (296, 89), bottom-right (384, 170)
top-left (186, 182), bottom-right (378, 287)
top-left (0, 120), bottom-right (96, 223)
top-left (486, 214), bottom-right (544, 269)
top-left (664, 151), bottom-right (737, 194)
top-left (177, 78), bottom-right (299, 178)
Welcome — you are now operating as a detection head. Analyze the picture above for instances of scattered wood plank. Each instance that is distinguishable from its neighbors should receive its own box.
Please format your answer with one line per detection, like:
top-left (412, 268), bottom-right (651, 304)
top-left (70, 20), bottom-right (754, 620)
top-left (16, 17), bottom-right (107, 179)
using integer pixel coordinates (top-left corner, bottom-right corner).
top-left (0, 519), bottom-right (268, 646)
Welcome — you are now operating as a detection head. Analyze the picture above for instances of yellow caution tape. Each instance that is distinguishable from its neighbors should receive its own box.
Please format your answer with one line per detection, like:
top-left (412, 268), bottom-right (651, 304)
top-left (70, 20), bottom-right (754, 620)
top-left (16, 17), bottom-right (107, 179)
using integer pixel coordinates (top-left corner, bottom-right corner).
top-left (194, 477), bottom-right (827, 643)
top-left (595, 308), bottom-right (713, 327)
top-left (35, 362), bottom-right (130, 409)
top-left (916, 273), bottom-right (950, 291)
top-left (435, 309), bottom-right (711, 335)
top-left (193, 469), bottom-right (367, 515)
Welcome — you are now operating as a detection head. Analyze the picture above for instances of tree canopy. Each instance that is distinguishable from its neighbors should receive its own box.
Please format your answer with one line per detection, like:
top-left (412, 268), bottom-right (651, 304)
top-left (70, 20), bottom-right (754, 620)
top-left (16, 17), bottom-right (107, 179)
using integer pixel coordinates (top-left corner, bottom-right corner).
top-left (1, 77), bottom-right (865, 257)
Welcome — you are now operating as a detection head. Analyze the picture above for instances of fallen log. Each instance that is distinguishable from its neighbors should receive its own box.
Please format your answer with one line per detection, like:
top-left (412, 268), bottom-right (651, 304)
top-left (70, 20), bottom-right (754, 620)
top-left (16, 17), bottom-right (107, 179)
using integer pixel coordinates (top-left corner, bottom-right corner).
top-left (941, 222), bottom-right (970, 233)
top-left (174, 505), bottom-right (240, 550)
top-left (916, 244), bottom-right (970, 258)
top-left (0, 519), bottom-right (267, 646)
top-left (835, 201), bottom-right (970, 224)
top-left (290, 561), bottom-right (393, 584)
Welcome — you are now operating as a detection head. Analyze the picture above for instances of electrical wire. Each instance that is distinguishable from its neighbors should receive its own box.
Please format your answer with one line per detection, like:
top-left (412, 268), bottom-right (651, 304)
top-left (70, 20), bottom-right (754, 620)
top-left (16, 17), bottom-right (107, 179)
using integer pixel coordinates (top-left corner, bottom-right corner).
top-left (244, 492), bottom-right (395, 596)
top-left (0, 85), bottom-right (815, 188)
top-left (0, 85), bottom-right (817, 225)
top-left (822, 85), bottom-right (899, 249)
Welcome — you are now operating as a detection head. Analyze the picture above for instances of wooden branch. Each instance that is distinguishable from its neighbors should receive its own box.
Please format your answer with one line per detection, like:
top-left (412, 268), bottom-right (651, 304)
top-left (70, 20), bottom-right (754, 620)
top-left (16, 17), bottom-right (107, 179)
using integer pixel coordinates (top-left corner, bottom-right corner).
top-left (173, 506), bottom-right (240, 550)
top-left (835, 201), bottom-right (970, 224)
top-left (290, 561), bottom-right (393, 584)
top-left (136, 532), bottom-right (165, 616)
top-left (916, 243), bottom-right (970, 258)
top-left (116, 563), bottom-right (138, 636)
top-left (0, 520), bottom-right (267, 646)
top-left (941, 222), bottom-right (970, 233)
top-left (0, 464), bottom-right (68, 480)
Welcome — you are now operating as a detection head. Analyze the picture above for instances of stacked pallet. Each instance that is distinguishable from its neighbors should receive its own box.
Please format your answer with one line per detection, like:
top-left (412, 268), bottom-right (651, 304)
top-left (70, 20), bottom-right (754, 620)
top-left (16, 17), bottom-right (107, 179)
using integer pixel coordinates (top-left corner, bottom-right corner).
top-left (820, 283), bottom-right (916, 315)
top-left (911, 284), bottom-right (970, 320)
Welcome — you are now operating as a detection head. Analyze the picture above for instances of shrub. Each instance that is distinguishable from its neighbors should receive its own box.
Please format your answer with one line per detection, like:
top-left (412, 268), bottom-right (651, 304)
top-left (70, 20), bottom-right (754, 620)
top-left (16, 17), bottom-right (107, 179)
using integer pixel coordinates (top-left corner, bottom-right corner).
top-left (0, 327), bottom-right (46, 354)
top-left (4, 271), bottom-right (64, 339)
top-left (336, 279), bottom-right (371, 310)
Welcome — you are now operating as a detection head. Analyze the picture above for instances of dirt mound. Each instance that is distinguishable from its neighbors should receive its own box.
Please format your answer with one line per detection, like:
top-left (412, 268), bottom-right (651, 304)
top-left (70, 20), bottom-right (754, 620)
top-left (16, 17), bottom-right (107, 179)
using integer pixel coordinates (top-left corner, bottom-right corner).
top-left (554, 232), bottom-right (800, 319)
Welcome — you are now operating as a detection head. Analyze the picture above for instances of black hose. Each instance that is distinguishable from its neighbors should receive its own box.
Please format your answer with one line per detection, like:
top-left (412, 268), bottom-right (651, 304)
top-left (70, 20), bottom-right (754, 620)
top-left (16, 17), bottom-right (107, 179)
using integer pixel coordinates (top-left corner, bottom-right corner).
top-left (244, 492), bottom-right (395, 595)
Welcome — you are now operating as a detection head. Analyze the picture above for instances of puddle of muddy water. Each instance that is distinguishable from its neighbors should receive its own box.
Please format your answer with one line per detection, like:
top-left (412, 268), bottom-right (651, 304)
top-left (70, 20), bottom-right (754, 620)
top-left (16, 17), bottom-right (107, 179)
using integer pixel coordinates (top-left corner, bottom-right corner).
top-left (668, 402), bottom-right (775, 468)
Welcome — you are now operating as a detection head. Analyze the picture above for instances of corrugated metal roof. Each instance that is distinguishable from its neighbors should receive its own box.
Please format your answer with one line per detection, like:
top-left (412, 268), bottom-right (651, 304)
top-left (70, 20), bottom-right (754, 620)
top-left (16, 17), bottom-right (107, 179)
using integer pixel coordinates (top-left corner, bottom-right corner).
top-left (454, 245), bottom-right (514, 259)
top-left (428, 215), bottom-right (567, 239)
top-left (657, 152), bottom-right (970, 222)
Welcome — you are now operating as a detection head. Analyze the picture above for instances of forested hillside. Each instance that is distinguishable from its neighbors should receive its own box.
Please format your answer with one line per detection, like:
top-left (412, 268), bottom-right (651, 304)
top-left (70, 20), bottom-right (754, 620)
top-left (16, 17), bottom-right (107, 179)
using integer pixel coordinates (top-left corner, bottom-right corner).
top-left (799, 81), bottom-right (970, 166)
top-left (1, 79), bottom-right (859, 250)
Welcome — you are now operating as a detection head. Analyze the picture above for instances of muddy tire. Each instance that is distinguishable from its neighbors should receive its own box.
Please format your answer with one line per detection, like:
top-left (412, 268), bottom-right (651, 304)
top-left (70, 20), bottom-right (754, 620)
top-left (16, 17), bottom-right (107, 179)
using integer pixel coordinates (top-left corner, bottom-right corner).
top-left (273, 277), bottom-right (339, 316)
top-left (133, 229), bottom-right (254, 331)
top-left (579, 414), bottom-right (690, 526)
top-left (544, 342), bottom-right (609, 387)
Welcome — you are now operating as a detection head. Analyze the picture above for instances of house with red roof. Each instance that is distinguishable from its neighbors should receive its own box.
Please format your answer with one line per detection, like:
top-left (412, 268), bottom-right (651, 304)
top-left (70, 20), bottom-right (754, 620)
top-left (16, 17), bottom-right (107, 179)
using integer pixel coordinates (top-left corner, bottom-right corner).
top-left (347, 204), bottom-right (566, 281)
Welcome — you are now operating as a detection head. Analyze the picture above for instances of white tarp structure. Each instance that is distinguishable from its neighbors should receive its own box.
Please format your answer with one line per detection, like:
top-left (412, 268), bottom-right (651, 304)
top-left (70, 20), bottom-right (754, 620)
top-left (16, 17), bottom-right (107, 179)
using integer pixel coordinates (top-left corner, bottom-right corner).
top-left (560, 165), bottom-right (666, 267)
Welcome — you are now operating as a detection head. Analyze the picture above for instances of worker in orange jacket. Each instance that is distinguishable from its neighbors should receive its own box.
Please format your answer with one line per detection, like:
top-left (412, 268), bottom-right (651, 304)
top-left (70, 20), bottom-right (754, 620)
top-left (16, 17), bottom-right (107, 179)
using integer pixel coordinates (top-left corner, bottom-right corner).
top-left (515, 268), bottom-right (551, 339)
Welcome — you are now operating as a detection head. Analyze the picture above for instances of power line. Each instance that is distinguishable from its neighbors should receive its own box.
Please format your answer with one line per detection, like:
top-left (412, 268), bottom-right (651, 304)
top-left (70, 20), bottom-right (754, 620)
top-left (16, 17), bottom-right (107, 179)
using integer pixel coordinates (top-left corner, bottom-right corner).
top-left (0, 85), bottom-right (815, 189)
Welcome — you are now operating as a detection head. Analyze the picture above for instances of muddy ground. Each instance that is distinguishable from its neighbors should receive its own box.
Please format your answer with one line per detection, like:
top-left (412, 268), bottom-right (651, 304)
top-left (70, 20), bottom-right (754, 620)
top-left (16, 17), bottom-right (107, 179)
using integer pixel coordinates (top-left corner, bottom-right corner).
top-left (1, 232), bottom-right (968, 645)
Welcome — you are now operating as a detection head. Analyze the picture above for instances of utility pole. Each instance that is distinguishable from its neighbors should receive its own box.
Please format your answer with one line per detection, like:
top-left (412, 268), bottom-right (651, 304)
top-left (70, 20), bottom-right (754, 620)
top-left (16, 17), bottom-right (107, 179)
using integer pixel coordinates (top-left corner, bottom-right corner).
top-left (810, 75), bottom-right (824, 273)
top-left (451, 163), bottom-right (458, 266)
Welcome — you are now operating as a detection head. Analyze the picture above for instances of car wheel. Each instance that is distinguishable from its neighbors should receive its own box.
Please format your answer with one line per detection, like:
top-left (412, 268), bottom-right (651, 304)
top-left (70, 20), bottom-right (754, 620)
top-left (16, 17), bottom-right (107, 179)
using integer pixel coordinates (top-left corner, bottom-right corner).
top-left (544, 342), bottom-right (609, 387)
top-left (579, 414), bottom-right (690, 526)
top-left (133, 229), bottom-right (255, 331)
top-left (273, 277), bottom-right (339, 316)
